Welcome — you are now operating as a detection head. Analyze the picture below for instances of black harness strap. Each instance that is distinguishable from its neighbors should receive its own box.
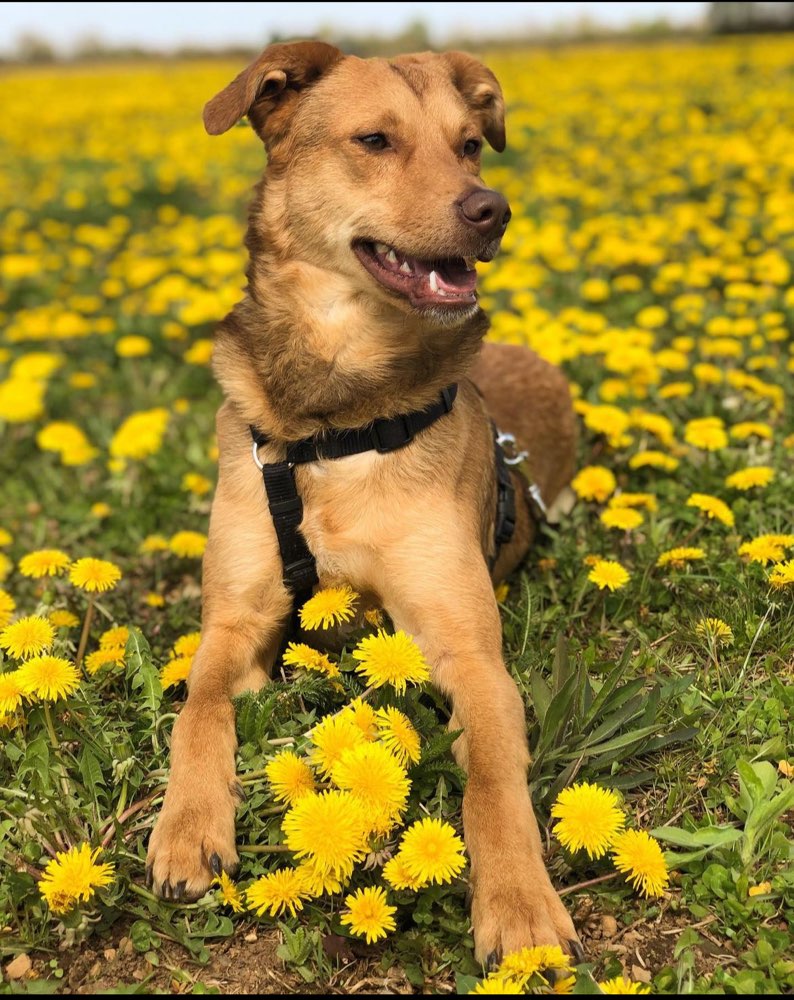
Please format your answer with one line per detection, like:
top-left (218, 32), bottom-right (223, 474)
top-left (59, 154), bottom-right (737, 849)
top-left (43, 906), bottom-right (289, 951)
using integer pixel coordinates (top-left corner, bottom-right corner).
top-left (251, 382), bottom-right (547, 625)
top-left (251, 386), bottom-right (458, 617)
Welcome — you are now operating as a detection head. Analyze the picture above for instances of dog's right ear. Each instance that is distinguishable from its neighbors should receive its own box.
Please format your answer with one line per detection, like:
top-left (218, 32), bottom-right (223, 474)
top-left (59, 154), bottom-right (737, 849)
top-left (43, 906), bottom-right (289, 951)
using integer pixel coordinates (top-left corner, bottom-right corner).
top-left (203, 41), bottom-right (343, 143)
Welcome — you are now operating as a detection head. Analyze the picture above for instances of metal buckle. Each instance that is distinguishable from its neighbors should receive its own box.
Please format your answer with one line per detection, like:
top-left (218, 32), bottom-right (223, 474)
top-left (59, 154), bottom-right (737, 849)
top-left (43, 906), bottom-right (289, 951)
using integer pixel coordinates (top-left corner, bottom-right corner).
top-left (495, 430), bottom-right (529, 467)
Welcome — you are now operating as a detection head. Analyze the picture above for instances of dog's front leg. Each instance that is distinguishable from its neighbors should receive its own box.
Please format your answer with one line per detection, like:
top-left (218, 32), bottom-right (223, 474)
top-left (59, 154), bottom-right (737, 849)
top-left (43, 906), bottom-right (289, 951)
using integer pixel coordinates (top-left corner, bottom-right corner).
top-left (385, 538), bottom-right (580, 965)
top-left (147, 470), bottom-right (292, 901)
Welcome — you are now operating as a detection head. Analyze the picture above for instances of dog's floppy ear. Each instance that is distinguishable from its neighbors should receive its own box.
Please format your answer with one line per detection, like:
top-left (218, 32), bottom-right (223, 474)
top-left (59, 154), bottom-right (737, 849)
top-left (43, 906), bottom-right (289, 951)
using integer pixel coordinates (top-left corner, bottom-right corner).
top-left (203, 41), bottom-right (343, 141)
top-left (442, 51), bottom-right (506, 153)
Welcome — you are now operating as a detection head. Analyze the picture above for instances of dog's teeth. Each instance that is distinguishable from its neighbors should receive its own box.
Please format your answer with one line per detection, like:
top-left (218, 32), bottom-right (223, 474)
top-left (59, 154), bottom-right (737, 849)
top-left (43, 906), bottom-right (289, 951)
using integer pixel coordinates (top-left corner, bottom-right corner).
top-left (400, 261), bottom-right (412, 274)
top-left (386, 249), bottom-right (398, 264)
top-left (375, 242), bottom-right (389, 255)
top-left (429, 270), bottom-right (439, 292)
top-left (438, 288), bottom-right (448, 297)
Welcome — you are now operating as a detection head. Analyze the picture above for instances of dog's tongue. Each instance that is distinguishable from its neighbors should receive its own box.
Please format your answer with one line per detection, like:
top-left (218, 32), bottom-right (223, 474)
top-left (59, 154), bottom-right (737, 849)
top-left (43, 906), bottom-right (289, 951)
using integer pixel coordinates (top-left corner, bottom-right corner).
top-left (372, 242), bottom-right (477, 301)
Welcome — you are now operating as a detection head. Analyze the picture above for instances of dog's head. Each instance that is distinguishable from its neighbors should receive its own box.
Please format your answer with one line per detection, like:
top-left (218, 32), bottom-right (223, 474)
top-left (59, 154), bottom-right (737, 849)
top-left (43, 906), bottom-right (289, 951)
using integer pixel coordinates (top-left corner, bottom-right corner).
top-left (204, 42), bottom-right (509, 327)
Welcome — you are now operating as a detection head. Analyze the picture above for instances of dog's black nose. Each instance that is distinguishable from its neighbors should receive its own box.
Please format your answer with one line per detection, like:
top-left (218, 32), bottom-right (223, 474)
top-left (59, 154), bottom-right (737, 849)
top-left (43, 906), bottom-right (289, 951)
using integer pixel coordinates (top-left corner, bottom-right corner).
top-left (458, 189), bottom-right (511, 239)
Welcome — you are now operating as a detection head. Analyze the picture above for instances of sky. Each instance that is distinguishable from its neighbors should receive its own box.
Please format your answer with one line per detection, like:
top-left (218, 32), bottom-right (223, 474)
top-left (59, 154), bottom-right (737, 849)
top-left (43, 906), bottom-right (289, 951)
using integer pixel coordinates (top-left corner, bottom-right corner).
top-left (1, 2), bottom-right (708, 54)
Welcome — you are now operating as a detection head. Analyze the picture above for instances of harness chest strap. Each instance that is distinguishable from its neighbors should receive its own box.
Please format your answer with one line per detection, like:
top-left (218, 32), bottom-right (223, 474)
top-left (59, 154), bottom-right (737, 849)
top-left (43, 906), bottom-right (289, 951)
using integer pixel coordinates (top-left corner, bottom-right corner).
top-left (249, 384), bottom-right (546, 613)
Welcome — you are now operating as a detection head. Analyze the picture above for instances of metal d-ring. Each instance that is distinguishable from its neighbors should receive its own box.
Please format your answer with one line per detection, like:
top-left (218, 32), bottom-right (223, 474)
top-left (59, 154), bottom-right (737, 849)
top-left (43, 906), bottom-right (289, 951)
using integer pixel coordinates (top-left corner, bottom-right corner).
top-left (252, 438), bottom-right (264, 470)
top-left (496, 430), bottom-right (529, 467)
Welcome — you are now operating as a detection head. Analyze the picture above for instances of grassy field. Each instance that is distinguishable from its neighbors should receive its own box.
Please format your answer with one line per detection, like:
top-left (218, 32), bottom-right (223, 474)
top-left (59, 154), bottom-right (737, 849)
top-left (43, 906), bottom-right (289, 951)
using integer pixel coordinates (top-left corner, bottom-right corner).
top-left (1, 36), bottom-right (793, 995)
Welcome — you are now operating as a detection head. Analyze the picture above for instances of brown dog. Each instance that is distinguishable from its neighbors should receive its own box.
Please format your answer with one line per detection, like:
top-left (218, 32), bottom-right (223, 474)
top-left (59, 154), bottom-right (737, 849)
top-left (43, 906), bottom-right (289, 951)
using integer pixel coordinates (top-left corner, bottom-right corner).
top-left (146, 41), bottom-right (579, 964)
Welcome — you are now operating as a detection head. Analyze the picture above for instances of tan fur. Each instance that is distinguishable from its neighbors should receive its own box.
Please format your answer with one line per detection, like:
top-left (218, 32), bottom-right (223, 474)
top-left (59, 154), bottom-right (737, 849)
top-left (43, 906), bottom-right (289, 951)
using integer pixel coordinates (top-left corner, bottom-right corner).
top-left (147, 41), bottom-right (579, 963)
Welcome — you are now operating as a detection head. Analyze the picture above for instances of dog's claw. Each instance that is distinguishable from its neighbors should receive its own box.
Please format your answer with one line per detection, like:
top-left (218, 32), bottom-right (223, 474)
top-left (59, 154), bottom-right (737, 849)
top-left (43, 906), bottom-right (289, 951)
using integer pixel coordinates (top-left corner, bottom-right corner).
top-left (174, 880), bottom-right (187, 901)
top-left (161, 879), bottom-right (172, 900)
top-left (232, 780), bottom-right (246, 802)
top-left (145, 864), bottom-right (153, 890)
top-left (486, 949), bottom-right (501, 973)
top-left (210, 852), bottom-right (222, 877)
top-left (568, 938), bottom-right (585, 963)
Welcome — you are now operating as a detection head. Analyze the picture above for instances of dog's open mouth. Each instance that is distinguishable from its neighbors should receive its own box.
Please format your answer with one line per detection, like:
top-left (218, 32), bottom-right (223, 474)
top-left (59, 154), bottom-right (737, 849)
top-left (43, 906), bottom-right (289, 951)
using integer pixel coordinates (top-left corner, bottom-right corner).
top-left (353, 241), bottom-right (478, 310)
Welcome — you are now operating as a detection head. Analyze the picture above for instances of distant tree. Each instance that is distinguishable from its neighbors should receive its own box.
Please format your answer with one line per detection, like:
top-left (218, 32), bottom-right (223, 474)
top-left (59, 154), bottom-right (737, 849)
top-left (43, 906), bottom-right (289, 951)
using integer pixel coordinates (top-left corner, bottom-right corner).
top-left (15, 31), bottom-right (56, 63)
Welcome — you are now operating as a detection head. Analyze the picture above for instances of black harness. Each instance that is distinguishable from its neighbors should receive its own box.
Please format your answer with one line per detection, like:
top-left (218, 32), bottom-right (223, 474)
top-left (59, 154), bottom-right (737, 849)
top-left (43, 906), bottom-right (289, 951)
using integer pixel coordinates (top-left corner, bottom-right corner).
top-left (250, 384), bottom-right (545, 623)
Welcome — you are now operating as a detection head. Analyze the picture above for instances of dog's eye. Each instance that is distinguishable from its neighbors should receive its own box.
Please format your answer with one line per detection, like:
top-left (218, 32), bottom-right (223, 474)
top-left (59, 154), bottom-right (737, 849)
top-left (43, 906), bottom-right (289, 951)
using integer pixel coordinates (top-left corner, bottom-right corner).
top-left (357, 133), bottom-right (389, 151)
top-left (463, 138), bottom-right (481, 157)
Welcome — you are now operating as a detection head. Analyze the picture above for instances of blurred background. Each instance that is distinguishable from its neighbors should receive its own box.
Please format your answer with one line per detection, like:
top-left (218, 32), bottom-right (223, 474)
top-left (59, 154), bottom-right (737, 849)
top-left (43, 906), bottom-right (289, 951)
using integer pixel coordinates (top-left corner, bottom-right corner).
top-left (2, 1), bottom-right (793, 62)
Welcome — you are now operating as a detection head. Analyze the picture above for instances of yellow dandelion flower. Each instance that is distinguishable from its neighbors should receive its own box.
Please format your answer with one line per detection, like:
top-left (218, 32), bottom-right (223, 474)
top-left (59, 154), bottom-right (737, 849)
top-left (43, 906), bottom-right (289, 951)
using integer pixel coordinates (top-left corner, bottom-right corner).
top-left (160, 655), bottom-right (192, 690)
top-left (0, 553), bottom-right (11, 582)
top-left (551, 782), bottom-right (625, 859)
top-left (331, 742), bottom-right (410, 835)
top-left (0, 672), bottom-right (24, 714)
top-left (17, 656), bottom-right (80, 701)
top-left (100, 626), bottom-right (129, 649)
top-left (181, 472), bottom-right (213, 496)
top-left (730, 421), bottom-right (772, 442)
top-left (214, 872), bottom-right (244, 913)
top-left (571, 466), bottom-right (617, 503)
top-left (768, 560), bottom-right (794, 589)
top-left (144, 592), bottom-right (165, 607)
top-left (352, 630), bottom-right (430, 694)
top-left (69, 558), bottom-right (122, 592)
top-left (598, 976), bottom-right (651, 994)
top-left (0, 590), bottom-right (16, 627)
top-left (748, 882), bottom-right (772, 898)
top-left (494, 581), bottom-right (510, 603)
top-left (299, 585), bottom-right (358, 630)
top-left (738, 535), bottom-right (794, 565)
top-left (282, 790), bottom-right (368, 878)
top-left (0, 615), bottom-right (55, 660)
top-left (18, 549), bottom-right (71, 578)
top-left (382, 852), bottom-right (426, 891)
top-left (611, 829), bottom-right (669, 897)
top-left (725, 467), bottom-right (775, 491)
top-left (588, 559), bottom-right (630, 592)
top-left (49, 609), bottom-right (79, 628)
top-left (172, 632), bottom-right (201, 658)
top-left (628, 450), bottom-right (679, 472)
top-left (265, 750), bottom-right (316, 805)
top-left (399, 817), bottom-right (466, 885)
top-left (470, 978), bottom-right (524, 994)
top-left (90, 502), bottom-right (111, 518)
top-left (169, 531), bottom-right (207, 558)
top-left (686, 493), bottom-right (734, 528)
top-left (340, 886), bottom-right (396, 945)
top-left (600, 508), bottom-right (643, 531)
top-left (110, 407), bottom-right (169, 460)
top-left (656, 547), bottom-right (706, 569)
top-left (116, 335), bottom-right (151, 358)
top-left (695, 618), bottom-right (733, 644)
top-left (283, 642), bottom-right (340, 678)
top-left (552, 975), bottom-right (578, 994)
top-left (246, 867), bottom-right (309, 918)
top-left (0, 530), bottom-right (12, 546)
top-left (684, 416), bottom-right (728, 451)
top-left (499, 944), bottom-right (574, 982)
top-left (608, 493), bottom-right (657, 512)
top-left (295, 857), bottom-right (349, 897)
top-left (340, 697), bottom-right (379, 740)
top-left (375, 706), bottom-right (421, 765)
top-left (139, 534), bottom-right (170, 553)
top-left (84, 646), bottom-right (126, 675)
top-left (310, 712), bottom-right (367, 777)
top-left (38, 844), bottom-right (114, 915)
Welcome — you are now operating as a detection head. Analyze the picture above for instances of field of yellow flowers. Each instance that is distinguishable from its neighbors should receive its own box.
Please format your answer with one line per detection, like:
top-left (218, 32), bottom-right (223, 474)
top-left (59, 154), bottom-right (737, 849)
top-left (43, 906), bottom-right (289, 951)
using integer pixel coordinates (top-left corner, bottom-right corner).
top-left (1, 35), bottom-right (793, 995)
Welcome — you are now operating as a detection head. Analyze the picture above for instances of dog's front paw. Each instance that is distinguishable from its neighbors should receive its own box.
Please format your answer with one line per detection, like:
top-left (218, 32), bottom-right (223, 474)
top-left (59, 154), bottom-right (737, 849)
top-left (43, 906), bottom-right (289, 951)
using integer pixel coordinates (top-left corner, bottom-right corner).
top-left (146, 779), bottom-right (241, 901)
top-left (470, 863), bottom-right (582, 968)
